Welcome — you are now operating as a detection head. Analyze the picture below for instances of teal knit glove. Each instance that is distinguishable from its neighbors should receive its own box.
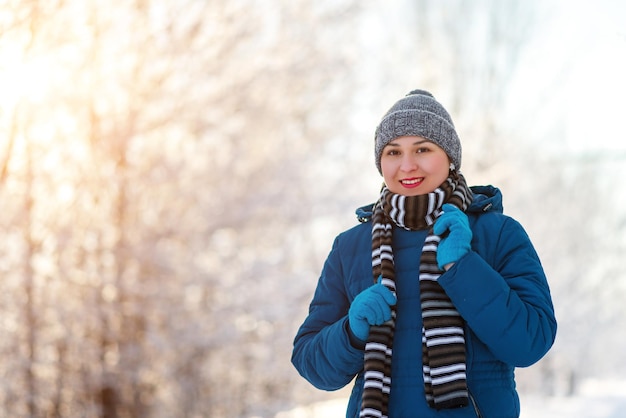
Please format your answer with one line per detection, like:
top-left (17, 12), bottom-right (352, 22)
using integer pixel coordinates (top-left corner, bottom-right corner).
top-left (433, 203), bottom-right (472, 270)
top-left (348, 280), bottom-right (396, 341)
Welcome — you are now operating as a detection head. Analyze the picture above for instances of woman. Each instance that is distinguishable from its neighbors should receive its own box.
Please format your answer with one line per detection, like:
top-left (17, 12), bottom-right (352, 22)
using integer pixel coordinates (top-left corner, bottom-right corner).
top-left (291, 90), bottom-right (557, 418)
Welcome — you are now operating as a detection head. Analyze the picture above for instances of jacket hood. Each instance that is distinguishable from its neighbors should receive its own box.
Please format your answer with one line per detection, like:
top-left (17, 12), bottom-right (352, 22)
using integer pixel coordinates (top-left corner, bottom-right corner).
top-left (467, 185), bottom-right (503, 214)
top-left (355, 185), bottom-right (503, 223)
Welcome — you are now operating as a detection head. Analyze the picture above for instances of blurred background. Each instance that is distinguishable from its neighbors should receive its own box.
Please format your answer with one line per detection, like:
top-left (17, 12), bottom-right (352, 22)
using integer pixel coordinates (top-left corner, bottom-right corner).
top-left (1, 0), bottom-right (625, 417)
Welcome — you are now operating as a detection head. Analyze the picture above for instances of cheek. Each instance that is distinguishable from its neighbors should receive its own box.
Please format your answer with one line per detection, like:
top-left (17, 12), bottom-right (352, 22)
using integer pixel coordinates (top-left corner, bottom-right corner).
top-left (430, 155), bottom-right (450, 173)
top-left (381, 170), bottom-right (394, 186)
top-left (421, 159), bottom-right (442, 173)
top-left (423, 157), bottom-right (451, 182)
top-left (380, 164), bottom-right (399, 190)
top-left (380, 158), bottom-right (395, 176)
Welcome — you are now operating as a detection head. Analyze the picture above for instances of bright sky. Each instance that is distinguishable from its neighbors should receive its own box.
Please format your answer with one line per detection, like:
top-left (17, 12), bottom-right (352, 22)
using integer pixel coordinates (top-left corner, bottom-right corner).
top-left (507, 0), bottom-right (626, 155)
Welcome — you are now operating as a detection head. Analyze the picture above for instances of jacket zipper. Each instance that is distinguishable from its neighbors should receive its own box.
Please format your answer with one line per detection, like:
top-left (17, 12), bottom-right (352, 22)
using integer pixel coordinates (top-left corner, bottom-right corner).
top-left (469, 390), bottom-right (483, 418)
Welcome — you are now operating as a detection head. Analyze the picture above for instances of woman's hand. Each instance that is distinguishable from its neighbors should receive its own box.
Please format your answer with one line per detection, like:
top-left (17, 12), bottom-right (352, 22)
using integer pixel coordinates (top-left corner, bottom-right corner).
top-left (434, 203), bottom-right (472, 271)
top-left (348, 280), bottom-right (396, 341)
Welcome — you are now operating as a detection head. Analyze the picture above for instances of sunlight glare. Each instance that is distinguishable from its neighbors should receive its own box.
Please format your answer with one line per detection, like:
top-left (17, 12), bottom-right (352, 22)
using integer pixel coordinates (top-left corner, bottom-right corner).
top-left (0, 45), bottom-right (52, 108)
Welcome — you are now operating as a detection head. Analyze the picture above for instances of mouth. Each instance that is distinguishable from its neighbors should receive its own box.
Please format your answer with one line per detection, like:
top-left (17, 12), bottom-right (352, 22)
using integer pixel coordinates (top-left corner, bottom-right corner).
top-left (400, 177), bottom-right (424, 188)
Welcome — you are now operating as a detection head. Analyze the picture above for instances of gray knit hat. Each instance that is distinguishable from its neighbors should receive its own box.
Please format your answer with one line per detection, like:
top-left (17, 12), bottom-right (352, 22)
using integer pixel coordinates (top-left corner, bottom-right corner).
top-left (374, 89), bottom-right (461, 174)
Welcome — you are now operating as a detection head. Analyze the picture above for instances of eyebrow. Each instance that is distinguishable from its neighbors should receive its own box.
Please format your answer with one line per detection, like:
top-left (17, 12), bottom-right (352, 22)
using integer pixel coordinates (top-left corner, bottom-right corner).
top-left (387, 139), bottom-right (431, 146)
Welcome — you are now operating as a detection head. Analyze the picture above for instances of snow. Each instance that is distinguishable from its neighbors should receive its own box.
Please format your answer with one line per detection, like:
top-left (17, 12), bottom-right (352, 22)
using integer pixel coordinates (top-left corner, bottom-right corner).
top-left (275, 379), bottom-right (626, 418)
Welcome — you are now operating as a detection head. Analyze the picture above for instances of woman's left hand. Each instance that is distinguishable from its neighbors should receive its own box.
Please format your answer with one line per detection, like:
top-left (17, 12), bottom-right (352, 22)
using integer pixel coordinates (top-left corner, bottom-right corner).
top-left (433, 203), bottom-right (472, 270)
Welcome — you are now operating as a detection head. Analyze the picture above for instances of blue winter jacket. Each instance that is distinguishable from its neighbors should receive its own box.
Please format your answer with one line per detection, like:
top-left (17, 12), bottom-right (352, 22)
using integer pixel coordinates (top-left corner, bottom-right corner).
top-left (291, 186), bottom-right (557, 418)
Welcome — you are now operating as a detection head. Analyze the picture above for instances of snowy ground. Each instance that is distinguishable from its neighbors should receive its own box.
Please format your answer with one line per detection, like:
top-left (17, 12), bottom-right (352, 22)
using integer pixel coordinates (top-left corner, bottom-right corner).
top-left (275, 379), bottom-right (626, 418)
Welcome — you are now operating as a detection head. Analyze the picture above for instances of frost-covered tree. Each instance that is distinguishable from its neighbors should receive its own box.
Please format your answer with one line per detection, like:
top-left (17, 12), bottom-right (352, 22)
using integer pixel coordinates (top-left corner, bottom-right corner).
top-left (0, 0), bottom-right (363, 416)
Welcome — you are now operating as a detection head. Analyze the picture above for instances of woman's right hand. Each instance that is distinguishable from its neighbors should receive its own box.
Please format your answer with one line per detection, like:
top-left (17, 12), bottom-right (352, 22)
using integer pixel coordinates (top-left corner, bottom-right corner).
top-left (348, 281), bottom-right (396, 341)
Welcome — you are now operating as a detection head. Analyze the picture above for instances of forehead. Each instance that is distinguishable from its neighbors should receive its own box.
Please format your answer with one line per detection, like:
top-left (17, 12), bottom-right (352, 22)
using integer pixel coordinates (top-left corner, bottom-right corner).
top-left (386, 136), bottom-right (431, 146)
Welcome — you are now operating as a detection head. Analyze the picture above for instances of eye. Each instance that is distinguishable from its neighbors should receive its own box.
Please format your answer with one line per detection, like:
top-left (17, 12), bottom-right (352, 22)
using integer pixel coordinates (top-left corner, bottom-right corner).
top-left (385, 149), bottom-right (400, 156)
top-left (416, 147), bottom-right (430, 153)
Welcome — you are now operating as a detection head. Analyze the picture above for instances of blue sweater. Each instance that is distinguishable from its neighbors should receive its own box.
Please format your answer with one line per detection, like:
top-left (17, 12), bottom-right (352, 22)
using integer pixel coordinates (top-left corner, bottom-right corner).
top-left (291, 186), bottom-right (557, 418)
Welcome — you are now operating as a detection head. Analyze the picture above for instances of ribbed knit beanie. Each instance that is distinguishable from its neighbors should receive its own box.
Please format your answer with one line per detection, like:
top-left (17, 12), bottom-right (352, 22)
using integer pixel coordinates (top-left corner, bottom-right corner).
top-left (374, 89), bottom-right (461, 174)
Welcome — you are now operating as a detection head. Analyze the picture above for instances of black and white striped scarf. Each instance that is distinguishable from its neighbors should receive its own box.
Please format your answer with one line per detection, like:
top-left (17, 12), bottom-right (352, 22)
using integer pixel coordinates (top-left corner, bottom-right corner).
top-left (361, 171), bottom-right (473, 417)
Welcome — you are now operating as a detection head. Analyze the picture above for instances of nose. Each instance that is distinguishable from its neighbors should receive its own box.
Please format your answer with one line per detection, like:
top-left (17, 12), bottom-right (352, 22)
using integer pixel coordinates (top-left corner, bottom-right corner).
top-left (400, 154), bottom-right (418, 172)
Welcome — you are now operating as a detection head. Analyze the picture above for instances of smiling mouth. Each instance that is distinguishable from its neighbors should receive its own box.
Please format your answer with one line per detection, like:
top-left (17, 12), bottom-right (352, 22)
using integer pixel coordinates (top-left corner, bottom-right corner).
top-left (400, 178), bottom-right (424, 187)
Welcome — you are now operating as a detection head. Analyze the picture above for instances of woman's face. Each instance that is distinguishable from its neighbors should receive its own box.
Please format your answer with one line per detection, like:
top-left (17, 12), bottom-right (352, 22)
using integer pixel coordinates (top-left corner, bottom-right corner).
top-left (380, 136), bottom-right (451, 196)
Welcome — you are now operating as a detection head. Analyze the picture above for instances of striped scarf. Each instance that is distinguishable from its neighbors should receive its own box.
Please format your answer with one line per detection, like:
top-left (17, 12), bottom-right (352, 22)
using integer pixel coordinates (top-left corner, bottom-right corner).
top-left (361, 171), bottom-right (473, 417)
